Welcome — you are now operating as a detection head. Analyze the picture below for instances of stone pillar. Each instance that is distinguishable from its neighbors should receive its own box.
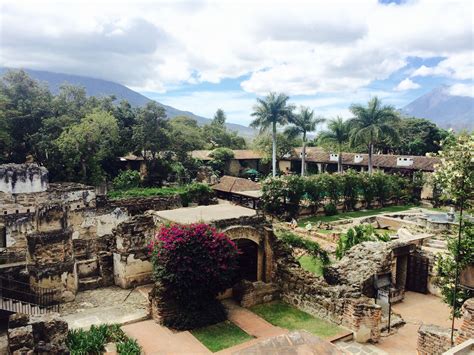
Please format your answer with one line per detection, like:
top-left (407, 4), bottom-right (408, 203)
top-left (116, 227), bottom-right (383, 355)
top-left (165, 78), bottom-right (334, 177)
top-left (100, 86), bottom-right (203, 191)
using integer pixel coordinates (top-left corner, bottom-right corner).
top-left (342, 301), bottom-right (382, 343)
top-left (417, 324), bottom-right (452, 355)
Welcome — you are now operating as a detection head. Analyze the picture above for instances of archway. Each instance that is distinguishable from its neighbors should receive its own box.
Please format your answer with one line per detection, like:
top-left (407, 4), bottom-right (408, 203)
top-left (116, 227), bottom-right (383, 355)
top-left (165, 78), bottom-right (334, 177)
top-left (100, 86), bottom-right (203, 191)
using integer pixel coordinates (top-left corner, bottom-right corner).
top-left (235, 239), bottom-right (258, 282)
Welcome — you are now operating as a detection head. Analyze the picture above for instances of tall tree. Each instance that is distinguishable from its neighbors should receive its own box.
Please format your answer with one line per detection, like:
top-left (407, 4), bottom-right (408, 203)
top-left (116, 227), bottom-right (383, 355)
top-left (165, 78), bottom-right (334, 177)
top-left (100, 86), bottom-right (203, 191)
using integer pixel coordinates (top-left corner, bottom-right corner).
top-left (318, 117), bottom-right (350, 173)
top-left (285, 106), bottom-right (325, 176)
top-left (349, 97), bottom-right (400, 174)
top-left (212, 108), bottom-right (227, 126)
top-left (55, 110), bottom-right (119, 184)
top-left (250, 92), bottom-right (294, 176)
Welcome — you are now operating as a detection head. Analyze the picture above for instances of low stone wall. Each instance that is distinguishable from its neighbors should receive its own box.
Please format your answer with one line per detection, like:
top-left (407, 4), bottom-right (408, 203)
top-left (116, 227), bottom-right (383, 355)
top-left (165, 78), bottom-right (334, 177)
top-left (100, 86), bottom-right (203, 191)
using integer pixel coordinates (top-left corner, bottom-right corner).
top-left (233, 280), bottom-right (280, 308)
top-left (100, 195), bottom-right (182, 215)
top-left (417, 324), bottom-right (452, 355)
top-left (7, 313), bottom-right (68, 354)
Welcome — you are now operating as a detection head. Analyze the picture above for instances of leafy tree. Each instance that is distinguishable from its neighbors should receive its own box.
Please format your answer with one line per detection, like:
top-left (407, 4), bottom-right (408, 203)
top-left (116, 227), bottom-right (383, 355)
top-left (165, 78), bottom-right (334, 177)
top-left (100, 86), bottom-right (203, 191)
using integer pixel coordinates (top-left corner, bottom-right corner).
top-left (380, 117), bottom-right (449, 156)
top-left (169, 116), bottom-right (206, 160)
top-left (113, 100), bottom-right (138, 155)
top-left (433, 133), bottom-right (474, 319)
top-left (209, 147), bottom-right (234, 175)
top-left (250, 92), bottom-right (295, 177)
top-left (253, 132), bottom-right (299, 167)
top-left (55, 110), bottom-right (119, 184)
top-left (349, 97), bottom-right (400, 174)
top-left (317, 117), bottom-right (350, 172)
top-left (278, 231), bottom-right (329, 265)
top-left (212, 108), bottom-right (227, 126)
top-left (285, 106), bottom-right (325, 176)
top-left (0, 69), bottom-right (53, 162)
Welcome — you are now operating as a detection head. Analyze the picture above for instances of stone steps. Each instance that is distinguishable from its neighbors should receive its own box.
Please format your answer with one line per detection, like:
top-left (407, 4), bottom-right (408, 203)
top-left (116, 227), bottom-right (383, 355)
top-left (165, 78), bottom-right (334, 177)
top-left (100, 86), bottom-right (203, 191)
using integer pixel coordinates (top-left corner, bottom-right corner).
top-left (78, 276), bottom-right (103, 291)
top-left (424, 238), bottom-right (447, 250)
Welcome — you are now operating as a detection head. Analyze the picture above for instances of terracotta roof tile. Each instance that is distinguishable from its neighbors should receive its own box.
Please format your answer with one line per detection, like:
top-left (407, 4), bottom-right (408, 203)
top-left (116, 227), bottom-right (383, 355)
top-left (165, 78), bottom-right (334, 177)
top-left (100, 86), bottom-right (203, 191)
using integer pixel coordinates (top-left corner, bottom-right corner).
top-left (211, 176), bottom-right (261, 193)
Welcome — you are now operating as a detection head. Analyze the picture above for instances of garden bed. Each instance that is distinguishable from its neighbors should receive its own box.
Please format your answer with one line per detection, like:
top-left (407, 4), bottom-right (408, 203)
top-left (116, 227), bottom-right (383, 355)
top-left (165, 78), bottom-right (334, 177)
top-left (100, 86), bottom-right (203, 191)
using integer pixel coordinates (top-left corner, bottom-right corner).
top-left (191, 321), bottom-right (253, 352)
top-left (298, 205), bottom-right (416, 226)
top-left (250, 301), bottom-right (344, 339)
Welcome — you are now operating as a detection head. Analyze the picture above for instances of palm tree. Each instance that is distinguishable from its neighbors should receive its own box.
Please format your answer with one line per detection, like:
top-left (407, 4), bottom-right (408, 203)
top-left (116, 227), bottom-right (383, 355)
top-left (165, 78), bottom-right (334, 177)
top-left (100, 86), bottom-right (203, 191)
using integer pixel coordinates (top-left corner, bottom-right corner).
top-left (285, 106), bottom-right (325, 176)
top-left (318, 116), bottom-right (350, 173)
top-left (349, 97), bottom-right (400, 174)
top-left (250, 92), bottom-right (294, 177)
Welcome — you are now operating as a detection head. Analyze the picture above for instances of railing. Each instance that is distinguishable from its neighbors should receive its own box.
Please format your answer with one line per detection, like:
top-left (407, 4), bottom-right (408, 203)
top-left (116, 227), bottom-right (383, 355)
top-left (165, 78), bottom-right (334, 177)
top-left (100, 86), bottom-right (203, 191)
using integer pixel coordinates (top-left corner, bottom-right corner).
top-left (0, 276), bottom-right (60, 314)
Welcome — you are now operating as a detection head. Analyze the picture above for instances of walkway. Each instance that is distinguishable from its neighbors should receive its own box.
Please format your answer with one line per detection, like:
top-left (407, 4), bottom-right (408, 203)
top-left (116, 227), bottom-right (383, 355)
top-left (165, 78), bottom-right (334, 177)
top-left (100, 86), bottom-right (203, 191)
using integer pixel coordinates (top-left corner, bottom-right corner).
top-left (336, 291), bottom-right (462, 355)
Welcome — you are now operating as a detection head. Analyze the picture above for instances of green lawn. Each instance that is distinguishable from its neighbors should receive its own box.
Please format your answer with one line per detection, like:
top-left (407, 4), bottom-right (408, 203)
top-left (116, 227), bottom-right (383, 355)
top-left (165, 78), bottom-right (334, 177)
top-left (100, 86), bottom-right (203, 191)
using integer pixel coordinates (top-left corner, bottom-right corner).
top-left (191, 321), bottom-right (253, 352)
top-left (298, 205), bottom-right (415, 227)
top-left (298, 255), bottom-right (325, 276)
top-left (107, 186), bottom-right (187, 200)
top-left (250, 301), bottom-right (344, 339)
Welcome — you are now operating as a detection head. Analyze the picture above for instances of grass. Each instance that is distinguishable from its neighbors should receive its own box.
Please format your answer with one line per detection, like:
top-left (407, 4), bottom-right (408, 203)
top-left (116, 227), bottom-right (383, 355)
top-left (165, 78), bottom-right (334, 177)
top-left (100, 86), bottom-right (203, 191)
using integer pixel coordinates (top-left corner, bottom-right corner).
top-left (297, 255), bottom-right (325, 276)
top-left (107, 186), bottom-right (187, 200)
top-left (191, 321), bottom-right (253, 352)
top-left (251, 301), bottom-right (344, 338)
top-left (298, 205), bottom-right (415, 227)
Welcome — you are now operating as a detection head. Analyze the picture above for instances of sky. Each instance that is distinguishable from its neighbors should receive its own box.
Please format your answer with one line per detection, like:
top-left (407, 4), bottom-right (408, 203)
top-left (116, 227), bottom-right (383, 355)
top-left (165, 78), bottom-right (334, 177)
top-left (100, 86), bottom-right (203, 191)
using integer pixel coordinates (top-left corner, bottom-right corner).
top-left (1, 0), bottom-right (473, 126)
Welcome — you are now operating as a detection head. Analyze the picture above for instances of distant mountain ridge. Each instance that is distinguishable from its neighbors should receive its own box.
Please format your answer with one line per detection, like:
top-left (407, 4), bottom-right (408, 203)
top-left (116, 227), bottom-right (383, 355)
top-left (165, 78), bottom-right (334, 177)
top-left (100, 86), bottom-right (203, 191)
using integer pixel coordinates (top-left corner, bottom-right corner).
top-left (0, 67), bottom-right (256, 138)
top-left (402, 86), bottom-right (473, 131)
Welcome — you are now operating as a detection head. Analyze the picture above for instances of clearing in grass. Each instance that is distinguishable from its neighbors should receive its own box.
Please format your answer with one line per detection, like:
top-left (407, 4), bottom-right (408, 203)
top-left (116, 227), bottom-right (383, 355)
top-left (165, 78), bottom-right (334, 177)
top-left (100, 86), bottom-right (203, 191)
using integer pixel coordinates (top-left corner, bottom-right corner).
top-left (191, 321), bottom-right (253, 352)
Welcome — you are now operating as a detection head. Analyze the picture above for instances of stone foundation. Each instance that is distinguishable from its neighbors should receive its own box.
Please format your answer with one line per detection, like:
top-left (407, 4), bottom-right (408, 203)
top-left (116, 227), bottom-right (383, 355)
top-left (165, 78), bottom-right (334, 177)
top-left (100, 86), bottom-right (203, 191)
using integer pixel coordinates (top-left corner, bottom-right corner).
top-left (456, 298), bottom-right (474, 345)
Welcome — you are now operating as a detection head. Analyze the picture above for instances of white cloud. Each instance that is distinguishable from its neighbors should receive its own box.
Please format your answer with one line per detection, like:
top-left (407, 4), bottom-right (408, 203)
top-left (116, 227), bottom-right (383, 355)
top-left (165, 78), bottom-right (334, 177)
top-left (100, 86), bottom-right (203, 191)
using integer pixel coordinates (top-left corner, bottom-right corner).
top-left (448, 83), bottom-right (474, 98)
top-left (394, 78), bottom-right (421, 91)
top-left (1, 0), bottom-right (473, 96)
top-left (411, 53), bottom-right (474, 81)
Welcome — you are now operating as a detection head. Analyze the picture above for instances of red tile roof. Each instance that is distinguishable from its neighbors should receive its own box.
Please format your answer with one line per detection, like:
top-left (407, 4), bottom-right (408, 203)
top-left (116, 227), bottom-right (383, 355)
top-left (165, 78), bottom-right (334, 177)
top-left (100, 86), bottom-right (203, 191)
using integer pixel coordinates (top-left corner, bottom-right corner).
top-left (287, 148), bottom-right (439, 171)
top-left (211, 175), bottom-right (261, 193)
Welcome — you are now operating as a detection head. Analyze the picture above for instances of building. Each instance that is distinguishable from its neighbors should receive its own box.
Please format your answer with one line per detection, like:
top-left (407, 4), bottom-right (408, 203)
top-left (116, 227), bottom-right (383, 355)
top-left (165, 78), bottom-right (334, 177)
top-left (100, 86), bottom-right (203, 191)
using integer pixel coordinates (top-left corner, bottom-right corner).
top-left (191, 149), bottom-right (265, 176)
top-left (279, 147), bottom-right (439, 175)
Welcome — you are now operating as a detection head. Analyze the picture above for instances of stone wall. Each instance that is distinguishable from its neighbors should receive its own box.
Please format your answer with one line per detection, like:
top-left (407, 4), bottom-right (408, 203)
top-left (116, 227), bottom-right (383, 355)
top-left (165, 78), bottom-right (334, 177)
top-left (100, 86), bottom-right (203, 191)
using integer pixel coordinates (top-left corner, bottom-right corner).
top-left (233, 280), bottom-right (280, 308)
top-left (456, 298), bottom-right (474, 345)
top-left (0, 163), bottom-right (48, 194)
top-left (99, 195), bottom-right (182, 215)
top-left (417, 324), bottom-right (452, 355)
top-left (113, 213), bottom-right (158, 288)
top-left (7, 313), bottom-right (68, 354)
top-left (273, 239), bottom-right (384, 342)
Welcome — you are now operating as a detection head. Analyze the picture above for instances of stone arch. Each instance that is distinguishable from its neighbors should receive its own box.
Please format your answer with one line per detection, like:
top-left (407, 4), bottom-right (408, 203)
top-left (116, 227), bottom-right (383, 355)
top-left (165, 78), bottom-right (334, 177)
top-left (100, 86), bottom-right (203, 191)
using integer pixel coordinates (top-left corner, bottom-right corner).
top-left (222, 225), bottom-right (262, 245)
top-left (222, 225), bottom-right (264, 282)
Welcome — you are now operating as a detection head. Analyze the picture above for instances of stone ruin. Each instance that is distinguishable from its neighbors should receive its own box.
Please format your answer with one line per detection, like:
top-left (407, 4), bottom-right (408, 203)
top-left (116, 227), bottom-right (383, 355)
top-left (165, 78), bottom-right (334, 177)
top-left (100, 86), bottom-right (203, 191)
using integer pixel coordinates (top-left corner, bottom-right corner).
top-left (0, 163), bottom-right (49, 194)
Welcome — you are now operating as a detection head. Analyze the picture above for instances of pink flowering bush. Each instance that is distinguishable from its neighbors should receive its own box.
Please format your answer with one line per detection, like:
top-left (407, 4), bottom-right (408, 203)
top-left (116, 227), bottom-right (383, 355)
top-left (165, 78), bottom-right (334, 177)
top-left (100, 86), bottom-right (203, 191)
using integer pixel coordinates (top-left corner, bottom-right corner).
top-left (150, 223), bottom-right (239, 329)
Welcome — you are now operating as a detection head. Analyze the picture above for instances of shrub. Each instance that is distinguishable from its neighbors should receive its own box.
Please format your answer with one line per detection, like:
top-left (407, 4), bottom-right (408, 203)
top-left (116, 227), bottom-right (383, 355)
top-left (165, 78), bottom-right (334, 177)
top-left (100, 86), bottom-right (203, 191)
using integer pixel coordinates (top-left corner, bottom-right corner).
top-left (112, 170), bottom-right (141, 190)
top-left (186, 183), bottom-right (215, 205)
top-left (209, 148), bottom-right (234, 174)
top-left (116, 339), bottom-right (141, 355)
top-left (335, 224), bottom-right (390, 259)
top-left (278, 231), bottom-right (329, 265)
top-left (320, 173), bottom-right (343, 205)
top-left (304, 176), bottom-right (324, 211)
top-left (150, 224), bottom-right (239, 329)
top-left (67, 324), bottom-right (127, 355)
top-left (323, 203), bottom-right (338, 216)
top-left (360, 172), bottom-right (377, 208)
top-left (341, 169), bottom-right (361, 211)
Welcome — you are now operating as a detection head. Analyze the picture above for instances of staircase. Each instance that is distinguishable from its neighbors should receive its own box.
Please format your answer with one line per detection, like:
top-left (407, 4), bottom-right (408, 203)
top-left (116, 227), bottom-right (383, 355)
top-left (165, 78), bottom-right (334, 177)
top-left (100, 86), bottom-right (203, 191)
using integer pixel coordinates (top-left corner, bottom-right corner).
top-left (424, 235), bottom-right (448, 251)
top-left (0, 277), bottom-right (60, 315)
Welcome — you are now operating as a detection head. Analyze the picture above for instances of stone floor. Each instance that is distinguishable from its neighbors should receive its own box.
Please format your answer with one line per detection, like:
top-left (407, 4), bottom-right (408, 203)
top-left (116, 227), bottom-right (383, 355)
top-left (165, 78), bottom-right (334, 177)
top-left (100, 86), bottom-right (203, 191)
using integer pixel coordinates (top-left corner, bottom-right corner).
top-left (59, 286), bottom-right (149, 329)
top-left (336, 291), bottom-right (462, 355)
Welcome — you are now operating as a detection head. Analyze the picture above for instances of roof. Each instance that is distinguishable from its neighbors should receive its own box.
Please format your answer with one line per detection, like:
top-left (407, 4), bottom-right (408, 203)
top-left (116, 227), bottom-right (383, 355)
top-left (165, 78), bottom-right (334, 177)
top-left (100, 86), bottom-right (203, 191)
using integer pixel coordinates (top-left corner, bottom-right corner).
top-left (286, 148), bottom-right (440, 171)
top-left (191, 150), bottom-right (264, 161)
top-left (211, 175), bottom-right (261, 193)
top-left (154, 204), bottom-right (256, 224)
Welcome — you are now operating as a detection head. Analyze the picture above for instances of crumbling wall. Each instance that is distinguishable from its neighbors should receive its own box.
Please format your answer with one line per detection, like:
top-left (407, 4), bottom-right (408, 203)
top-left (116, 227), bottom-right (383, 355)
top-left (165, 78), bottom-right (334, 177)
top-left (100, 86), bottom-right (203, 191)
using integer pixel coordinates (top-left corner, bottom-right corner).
top-left (417, 324), bottom-right (452, 355)
top-left (113, 213), bottom-right (158, 288)
top-left (273, 239), bottom-right (384, 343)
top-left (100, 195), bottom-right (182, 215)
top-left (7, 313), bottom-right (68, 354)
top-left (0, 163), bottom-right (48, 194)
top-left (456, 298), bottom-right (474, 345)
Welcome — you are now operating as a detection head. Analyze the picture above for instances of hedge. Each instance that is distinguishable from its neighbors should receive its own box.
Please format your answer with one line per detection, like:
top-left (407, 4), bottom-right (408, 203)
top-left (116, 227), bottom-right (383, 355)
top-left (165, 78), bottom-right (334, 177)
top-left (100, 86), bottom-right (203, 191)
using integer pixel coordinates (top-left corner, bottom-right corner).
top-left (261, 170), bottom-right (423, 219)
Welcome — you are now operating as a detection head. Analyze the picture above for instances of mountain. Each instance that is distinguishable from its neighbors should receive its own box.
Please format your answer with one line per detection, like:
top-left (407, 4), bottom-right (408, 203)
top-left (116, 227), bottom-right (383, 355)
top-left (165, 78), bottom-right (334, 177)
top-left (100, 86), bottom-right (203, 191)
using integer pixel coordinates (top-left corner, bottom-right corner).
top-left (402, 86), bottom-right (473, 131)
top-left (0, 68), bottom-right (256, 138)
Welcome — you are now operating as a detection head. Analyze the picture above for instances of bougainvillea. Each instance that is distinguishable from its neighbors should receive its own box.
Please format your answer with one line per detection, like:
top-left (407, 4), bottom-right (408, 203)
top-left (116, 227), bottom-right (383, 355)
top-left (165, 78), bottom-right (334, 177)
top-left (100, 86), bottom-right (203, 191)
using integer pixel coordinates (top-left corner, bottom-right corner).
top-left (149, 223), bottom-right (239, 329)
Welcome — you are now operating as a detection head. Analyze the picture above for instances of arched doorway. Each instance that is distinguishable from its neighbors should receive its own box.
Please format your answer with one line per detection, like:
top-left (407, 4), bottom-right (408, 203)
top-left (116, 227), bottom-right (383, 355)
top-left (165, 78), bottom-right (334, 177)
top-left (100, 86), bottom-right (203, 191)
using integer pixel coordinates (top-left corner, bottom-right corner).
top-left (235, 239), bottom-right (258, 282)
